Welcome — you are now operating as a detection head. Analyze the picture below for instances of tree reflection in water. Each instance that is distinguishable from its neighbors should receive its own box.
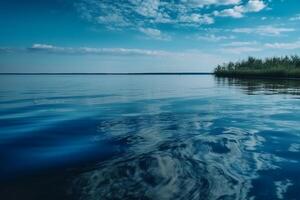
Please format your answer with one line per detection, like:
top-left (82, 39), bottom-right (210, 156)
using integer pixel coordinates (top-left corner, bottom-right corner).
top-left (215, 77), bottom-right (300, 96)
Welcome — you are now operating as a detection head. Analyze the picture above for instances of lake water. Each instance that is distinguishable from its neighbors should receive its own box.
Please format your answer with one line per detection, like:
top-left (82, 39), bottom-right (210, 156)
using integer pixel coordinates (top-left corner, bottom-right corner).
top-left (0, 75), bottom-right (300, 200)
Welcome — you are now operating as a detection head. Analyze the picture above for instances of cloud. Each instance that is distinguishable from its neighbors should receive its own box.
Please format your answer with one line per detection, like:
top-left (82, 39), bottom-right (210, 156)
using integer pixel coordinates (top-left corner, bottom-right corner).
top-left (138, 28), bottom-right (171, 40)
top-left (195, 34), bottom-right (235, 42)
top-left (244, 0), bottom-right (266, 12)
top-left (289, 14), bottom-right (300, 21)
top-left (133, 0), bottom-right (160, 17)
top-left (4, 44), bottom-right (226, 60)
top-left (75, 0), bottom-right (267, 36)
top-left (214, 0), bottom-right (266, 18)
top-left (0, 44), bottom-right (227, 72)
top-left (178, 14), bottom-right (214, 25)
top-left (219, 40), bottom-right (262, 54)
top-left (265, 41), bottom-right (300, 50)
top-left (214, 5), bottom-right (244, 18)
top-left (0, 47), bottom-right (16, 53)
top-left (27, 44), bottom-right (169, 56)
top-left (221, 41), bottom-right (258, 47)
top-left (96, 14), bottom-right (129, 27)
top-left (233, 26), bottom-right (295, 36)
top-left (220, 46), bottom-right (262, 54)
top-left (220, 39), bottom-right (300, 53)
top-left (181, 0), bottom-right (241, 7)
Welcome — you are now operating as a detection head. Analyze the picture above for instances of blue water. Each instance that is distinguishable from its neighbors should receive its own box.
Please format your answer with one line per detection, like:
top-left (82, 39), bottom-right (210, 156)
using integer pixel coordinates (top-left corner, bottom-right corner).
top-left (0, 75), bottom-right (300, 200)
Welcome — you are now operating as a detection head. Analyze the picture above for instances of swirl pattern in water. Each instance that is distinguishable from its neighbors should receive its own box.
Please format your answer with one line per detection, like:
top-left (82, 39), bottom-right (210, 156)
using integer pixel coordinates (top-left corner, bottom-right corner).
top-left (0, 75), bottom-right (300, 200)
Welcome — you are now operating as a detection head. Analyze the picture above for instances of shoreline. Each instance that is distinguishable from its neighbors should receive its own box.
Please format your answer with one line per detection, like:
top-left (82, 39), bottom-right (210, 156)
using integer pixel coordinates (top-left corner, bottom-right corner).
top-left (214, 73), bottom-right (300, 80)
top-left (0, 72), bottom-right (213, 76)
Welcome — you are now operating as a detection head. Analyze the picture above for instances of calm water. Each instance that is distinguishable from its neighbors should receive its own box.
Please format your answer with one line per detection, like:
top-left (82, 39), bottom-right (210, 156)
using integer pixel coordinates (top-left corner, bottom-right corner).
top-left (0, 75), bottom-right (300, 200)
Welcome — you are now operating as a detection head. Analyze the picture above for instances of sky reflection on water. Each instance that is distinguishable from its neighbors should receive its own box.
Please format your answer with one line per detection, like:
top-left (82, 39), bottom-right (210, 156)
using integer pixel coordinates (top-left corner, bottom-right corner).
top-left (0, 75), bottom-right (300, 200)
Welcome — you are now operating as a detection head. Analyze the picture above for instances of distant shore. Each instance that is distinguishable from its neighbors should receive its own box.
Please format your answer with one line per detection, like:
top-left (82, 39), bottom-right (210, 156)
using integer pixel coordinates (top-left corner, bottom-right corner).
top-left (214, 56), bottom-right (300, 79)
top-left (0, 72), bottom-right (213, 75)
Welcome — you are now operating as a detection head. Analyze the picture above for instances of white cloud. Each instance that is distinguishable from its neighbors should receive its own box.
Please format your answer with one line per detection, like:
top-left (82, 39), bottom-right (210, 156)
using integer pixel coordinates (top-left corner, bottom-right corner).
top-left (221, 41), bottom-right (258, 47)
top-left (96, 14), bottom-right (129, 27)
top-left (219, 40), bottom-right (262, 54)
top-left (214, 0), bottom-right (266, 18)
top-left (28, 44), bottom-right (169, 56)
top-left (220, 46), bottom-right (262, 54)
top-left (0, 44), bottom-right (228, 72)
top-left (261, 16), bottom-right (267, 20)
top-left (139, 28), bottom-right (161, 37)
top-left (133, 0), bottom-right (160, 17)
top-left (214, 5), bottom-right (244, 18)
top-left (179, 14), bottom-right (214, 24)
top-left (75, 0), bottom-right (267, 35)
top-left (244, 0), bottom-right (266, 12)
top-left (220, 39), bottom-right (300, 53)
top-left (195, 34), bottom-right (235, 42)
top-left (31, 44), bottom-right (59, 50)
top-left (233, 26), bottom-right (295, 36)
top-left (138, 28), bottom-right (171, 40)
top-left (265, 41), bottom-right (300, 50)
top-left (289, 14), bottom-right (300, 21)
top-left (182, 0), bottom-right (241, 7)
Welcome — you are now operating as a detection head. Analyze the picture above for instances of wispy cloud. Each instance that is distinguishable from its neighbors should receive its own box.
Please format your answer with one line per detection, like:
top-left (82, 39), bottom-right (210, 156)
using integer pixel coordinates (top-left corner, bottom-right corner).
top-left (214, 6), bottom-right (244, 18)
top-left (233, 25), bottom-right (295, 36)
top-left (289, 14), bottom-right (300, 21)
top-left (219, 40), bottom-right (262, 54)
top-left (178, 14), bottom-right (215, 25)
top-left (138, 28), bottom-right (171, 40)
top-left (221, 41), bottom-right (258, 47)
top-left (75, 0), bottom-right (267, 37)
top-left (180, 0), bottom-right (241, 7)
top-left (220, 38), bottom-right (300, 53)
top-left (28, 44), bottom-right (171, 56)
top-left (220, 46), bottom-right (262, 54)
top-left (265, 41), bottom-right (300, 50)
top-left (0, 47), bottom-right (15, 53)
top-left (195, 34), bottom-right (235, 42)
top-left (0, 44), bottom-right (227, 72)
top-left (0, 44), bottom-right (170, 57)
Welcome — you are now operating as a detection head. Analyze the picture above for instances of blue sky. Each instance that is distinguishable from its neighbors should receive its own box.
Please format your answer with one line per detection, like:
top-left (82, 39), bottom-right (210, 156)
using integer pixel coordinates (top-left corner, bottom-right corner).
top-left (0, 0), bottom-right (300, 72)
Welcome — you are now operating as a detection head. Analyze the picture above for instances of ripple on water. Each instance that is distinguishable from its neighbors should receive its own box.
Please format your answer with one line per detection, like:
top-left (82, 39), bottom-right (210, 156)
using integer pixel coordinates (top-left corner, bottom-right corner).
top-left (1, 76), bottom-right (300, 200)
top-left (68, 111), bottom-right (283, 200)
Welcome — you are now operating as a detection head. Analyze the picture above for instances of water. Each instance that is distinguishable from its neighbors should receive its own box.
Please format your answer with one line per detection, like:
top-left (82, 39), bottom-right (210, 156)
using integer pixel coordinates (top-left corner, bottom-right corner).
top-left (0, 75), bottom-right (300, 200)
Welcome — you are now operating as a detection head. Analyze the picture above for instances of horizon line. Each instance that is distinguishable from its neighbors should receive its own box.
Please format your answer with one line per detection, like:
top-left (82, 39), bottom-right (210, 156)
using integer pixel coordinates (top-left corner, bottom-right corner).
top-left (0, 72), bottom-right (214, 75)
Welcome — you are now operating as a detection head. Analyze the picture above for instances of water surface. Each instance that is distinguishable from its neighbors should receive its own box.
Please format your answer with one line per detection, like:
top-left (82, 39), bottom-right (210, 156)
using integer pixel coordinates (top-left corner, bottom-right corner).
top-left (0, 75), bottom-right (300, 200)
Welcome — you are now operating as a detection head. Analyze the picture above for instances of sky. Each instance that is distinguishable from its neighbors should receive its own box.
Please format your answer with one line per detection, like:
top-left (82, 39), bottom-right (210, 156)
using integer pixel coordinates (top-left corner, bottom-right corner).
top-left (0, 0), bottom-right (300, 73)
